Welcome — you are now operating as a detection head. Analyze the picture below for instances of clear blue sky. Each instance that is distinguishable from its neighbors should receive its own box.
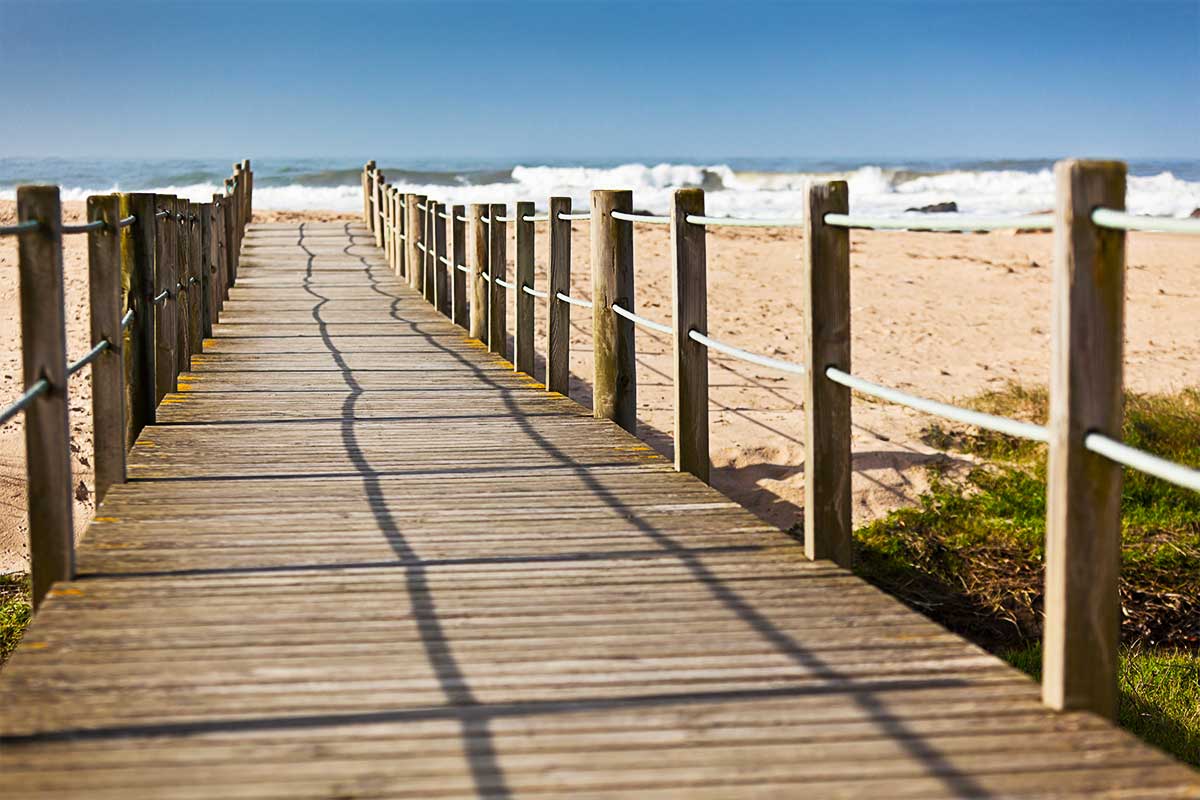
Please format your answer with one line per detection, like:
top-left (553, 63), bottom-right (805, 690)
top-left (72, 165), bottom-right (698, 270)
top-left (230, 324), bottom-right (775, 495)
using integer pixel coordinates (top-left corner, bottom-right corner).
top-left (1, 0), bottom-right (1196, 160)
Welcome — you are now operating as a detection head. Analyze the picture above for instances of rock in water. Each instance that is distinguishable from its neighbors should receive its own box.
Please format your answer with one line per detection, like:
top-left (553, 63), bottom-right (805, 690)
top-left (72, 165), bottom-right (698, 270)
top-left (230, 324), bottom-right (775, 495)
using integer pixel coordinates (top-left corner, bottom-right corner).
top-left (1190, 208), bottom-right (1200, 218)
top-left (905, 201), bottom-right (958, 213)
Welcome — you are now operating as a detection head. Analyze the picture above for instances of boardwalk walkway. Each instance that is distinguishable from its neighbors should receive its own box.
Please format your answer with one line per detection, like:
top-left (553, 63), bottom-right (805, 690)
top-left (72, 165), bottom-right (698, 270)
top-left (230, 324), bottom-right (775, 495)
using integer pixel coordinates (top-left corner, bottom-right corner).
top-left (2, 222), bottom-right (1196, 798)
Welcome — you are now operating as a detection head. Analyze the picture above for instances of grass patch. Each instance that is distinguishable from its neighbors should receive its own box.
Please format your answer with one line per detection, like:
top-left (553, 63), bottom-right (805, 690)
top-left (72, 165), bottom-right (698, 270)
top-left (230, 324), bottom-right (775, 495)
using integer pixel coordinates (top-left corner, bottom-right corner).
top-left (0, 572), bottom-right (31, 668)
top-left (854, 383), bottom-right (1200, 765)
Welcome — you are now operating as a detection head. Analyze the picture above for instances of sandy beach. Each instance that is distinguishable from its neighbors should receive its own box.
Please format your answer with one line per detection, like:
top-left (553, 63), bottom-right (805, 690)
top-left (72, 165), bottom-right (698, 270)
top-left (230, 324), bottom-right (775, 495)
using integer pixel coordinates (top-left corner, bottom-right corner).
top-left (1, 200), bottom-right (1197, 571)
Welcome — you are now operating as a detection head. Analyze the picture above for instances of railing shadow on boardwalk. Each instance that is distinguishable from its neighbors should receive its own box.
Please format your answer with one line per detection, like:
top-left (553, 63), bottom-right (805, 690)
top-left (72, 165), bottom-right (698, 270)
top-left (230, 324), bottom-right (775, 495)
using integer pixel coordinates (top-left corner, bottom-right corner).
top-left (329, 224), bottom-right (993, 797)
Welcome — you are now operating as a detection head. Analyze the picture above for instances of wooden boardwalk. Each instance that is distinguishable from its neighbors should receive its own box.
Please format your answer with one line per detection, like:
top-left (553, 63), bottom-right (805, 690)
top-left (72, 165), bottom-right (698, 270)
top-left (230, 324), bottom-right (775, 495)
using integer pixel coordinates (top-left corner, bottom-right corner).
top-left (2, 222), bottom-right (1196, 798)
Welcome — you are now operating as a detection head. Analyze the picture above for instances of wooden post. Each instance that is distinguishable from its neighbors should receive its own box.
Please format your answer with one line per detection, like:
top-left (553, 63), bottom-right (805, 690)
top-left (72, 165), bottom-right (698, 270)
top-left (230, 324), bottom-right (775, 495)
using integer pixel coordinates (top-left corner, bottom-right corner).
top-left (803, 181), bottom-right (852, 567)
top-left (424, 199), bottom-right (436, 302)
top-left (514, 201), bottom-right (535, 375)
top-left (123, 193), bottom-right (157, 441)
top-left (547, 196), bottom-right (572, 395)
top-left (243, 159), bottom-right (253, 224)
top-left (451, 204), bottom-right (468, 328)
top-left (199, 203), bottom-right (214, 339)
top-left (433, 201), bottom-right (449, 316)
top-left (670, 189), bottom-right (709, 482)
top-left (590, 190), bottom-right (636, 432)
top-left (363, 161), bottom-right (375, 225)
top-left (16, 186), bottom-right (74, 607)
top-left (87, 194), bottom-right (127, 504)
top-left (1043, 159), bottom-right (1127, 720)
top-left (406, 193), bottom-right (424, 292)
top-left (396, 191), bottom-right (406, 279)
top-left (383, 185), bottom-right (394, 271)
top-left (393, 188), bottom-right (402, 277)
top-left (211, 194), bottom-right (227, 313)
top-left (187, 202), bottom-right (203, 356)
top-left (488, 203), bottom-right (508, 357)
top-left (174, 198), bottom-right (191, 375)
top-left (373, 171), bottom-right (385, 248)
top-left (469, 203), bottom-right (489, 341)
top-left (224, 179), bottom-right (237, 288)
top-left (154, 195), bottom-right (178, 402)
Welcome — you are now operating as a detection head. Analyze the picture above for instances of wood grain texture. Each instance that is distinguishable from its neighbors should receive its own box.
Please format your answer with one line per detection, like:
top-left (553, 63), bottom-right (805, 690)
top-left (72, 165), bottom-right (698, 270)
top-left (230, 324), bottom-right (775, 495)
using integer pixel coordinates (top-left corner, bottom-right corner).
top-left (406, 194), bottom-right (424, 293)
top-left (123, 193), bottom-right (157, 443)
top-left (514, 201), bottom-right (536, 376)
top-left (16, 186), bottom-right (74, 608)
top-left (154, 194), bottom-right (178, 403)
top-left (199, 204), bottom-right (214, 340)
top-left (469, 203), bottom-right (488, 341)
top-left (670, 189), bottom-right (709, 483)
top-left (2, 222), bottom-right (1194, 797)
top-left (488, 204), bottom-right (507, 358)
top-left (451, 204), bottom-right (468, 328)
top-left (173, 198), bottom-right (191, 375)
top-left (433, 201), bottom-right (449, 317)
top-left (86, 194), bottom-right (127, 504)
top-left (547, 196), bottom-right (572, 396)
top-left (188, 202), bottom-right (204, 358)
top-left (803, 182), bottom-right (852, 567)
top-left (590, 190), bottom-right (636, 433)
top-left (1043, 160), bottom-right (1127, 719)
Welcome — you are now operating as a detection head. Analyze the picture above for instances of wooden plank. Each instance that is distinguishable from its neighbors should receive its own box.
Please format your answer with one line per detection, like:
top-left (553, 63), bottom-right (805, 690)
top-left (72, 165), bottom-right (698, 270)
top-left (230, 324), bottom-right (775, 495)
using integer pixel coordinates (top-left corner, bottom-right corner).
top-left (488, 203), bottom-right (507, 357)
top-left (803, 181), bottom-right (852, 567)
top-left (590, 189), bottom-right (636, 433)
top-left (1043, 159), bottom-right (1126, 719)
top-left (15, 186), bottom-right (74, 608)
top-left (1, 220), bottom-right (1192, 799)
top-left (670, 188), bottom-right (708, 482)
top-left (86, 194), bottom-right (127, 504)
top-left (547, 196), bottom-right (572, 395)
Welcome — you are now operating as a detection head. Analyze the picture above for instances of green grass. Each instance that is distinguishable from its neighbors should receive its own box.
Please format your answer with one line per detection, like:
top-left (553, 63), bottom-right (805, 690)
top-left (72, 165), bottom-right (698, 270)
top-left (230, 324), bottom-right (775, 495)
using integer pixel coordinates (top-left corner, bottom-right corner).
top-left (0, 572), bottom-right (31, 667)
top-left (854, 383), bottom-right (1200, 765)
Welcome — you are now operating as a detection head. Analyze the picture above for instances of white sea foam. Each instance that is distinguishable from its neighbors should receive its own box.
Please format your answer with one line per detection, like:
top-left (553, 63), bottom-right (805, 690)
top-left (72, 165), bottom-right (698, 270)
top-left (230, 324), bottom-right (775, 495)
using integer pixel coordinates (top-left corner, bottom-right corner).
top-left (5, 163), bottom-right (1198, 218)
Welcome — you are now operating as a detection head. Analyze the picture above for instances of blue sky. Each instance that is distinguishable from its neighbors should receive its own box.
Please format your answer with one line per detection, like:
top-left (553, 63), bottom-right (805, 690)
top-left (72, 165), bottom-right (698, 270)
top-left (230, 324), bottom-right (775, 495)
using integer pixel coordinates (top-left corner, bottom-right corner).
top-left (1, 0), bottom-right (1196, 160)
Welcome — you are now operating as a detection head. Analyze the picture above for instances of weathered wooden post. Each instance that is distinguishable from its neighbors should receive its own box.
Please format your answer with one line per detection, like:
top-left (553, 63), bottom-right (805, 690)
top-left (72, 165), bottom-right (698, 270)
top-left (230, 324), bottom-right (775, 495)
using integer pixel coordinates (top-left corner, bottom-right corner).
top-left (154, 195), bottom-right (178, 402)
top-left (187, 202), bottom-right (203, 356)
top-left (469, 203), bottom-right (489, 341)
top-left (174, 198), bottom-right (191, 374)
top-left (1043, 159), bottom-right (1127, 720)
top-left (488, 204), bottom-right (508, 357)
top-left (393, 188), bottom-right (402, 277)
top-left (124, 193), bottom-right (157, 441)
top-left (87, 194), bottom-right (127, 503)
top-left (514, 201), bottom-right (536, 375)
top-left (670, 189), bottom-right (709, 482)
top-left (363, 161), bottom-right (375, 225)
top-left (211, 194), bottom-right (227, 312)
top-left (590, 190), bottom-right (636, 433)
top-left (224, 178), bottom-right (237, 288)
top-left (406, 193), bottom-right (424, 292)
top-left (373, 171), bottom-right (385, 249)
top-left (396, 191), bottom-right (406, 280)
top-left (803, 181), bottom-right (852, 567)
top-left (434, 201), bottom-right (449, 316)
top-left (16, 186), bottom-right (74, 607)
top-left (199, 204), bottom-right (214, 339)
top-left (243, 159), bottom-right (253, 224)
top-left (451, 204), bottom-right (468, 328)
top-left (424, 199), bottom-right (436, 303)
top-left (547, 196), bottom-right (572, 395)
top-left (384, 185), bottom-right (395, 271)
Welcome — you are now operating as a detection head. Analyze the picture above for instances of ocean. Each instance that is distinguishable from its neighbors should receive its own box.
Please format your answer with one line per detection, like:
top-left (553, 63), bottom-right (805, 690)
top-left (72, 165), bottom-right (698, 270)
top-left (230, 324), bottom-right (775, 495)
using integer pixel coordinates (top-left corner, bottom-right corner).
top-left (2, 157), bottom-right (1198, 218)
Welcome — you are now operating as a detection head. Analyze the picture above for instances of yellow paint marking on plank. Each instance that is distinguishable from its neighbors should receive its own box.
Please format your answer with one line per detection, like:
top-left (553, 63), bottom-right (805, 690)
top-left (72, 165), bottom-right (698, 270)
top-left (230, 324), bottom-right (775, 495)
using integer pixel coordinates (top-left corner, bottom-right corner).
top-left (47, 588), bottom-right (84, 597)
top-left (93, 517), bottom-right (120, 523)
top-left (22, 641), bottom-right (48, 649)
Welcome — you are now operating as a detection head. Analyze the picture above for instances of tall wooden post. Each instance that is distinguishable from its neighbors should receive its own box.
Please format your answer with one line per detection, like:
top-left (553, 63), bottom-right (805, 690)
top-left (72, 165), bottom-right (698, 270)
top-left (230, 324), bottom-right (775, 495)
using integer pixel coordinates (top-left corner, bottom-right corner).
top-left (243, 159), bottom-right (253, 224)
top-left (547, 197), bottom-right (572, 395)
top-left (187, 202), bottom-right (203, 356)
top-left (16, 186), bottom-right (74, 608)
top-left (670, 189), bottom-right (709, 482)
top-left (514, 201), bottom-right (536, 376)
top-left (451, 204), bottom-right (468, 328)
top-left (124, 193), bottom-right (157, 441)
top-left (396, 192), bottom-right (406, 279)
top-left (803, 181), bottom-right (852, 567)
top-left (154, 195), bottom-right (178, 402)
top-left (488, 204), bottom-right (508, 357)
top-left (406, 194), bottom-right (424, 292)
top-left (87, 195), bottom-right (127, 504)
top-left (590, 190), bottom-right (636, 433)
top-left (363, 161), bottom-right (375, 225)
top-left (174, 198), bottom-right (191, 375)
top-left (1043, 159), bottom-right (1127, 720)
top-left (393, 189), bottom-right (403, 277)
top-left (224, 179), bottom-right (237, 288)
top-left (212, 194), bottom-right (227, 312)
top-left (434, 202), bottom-right (449, 316)
top-left (424, 199), bottom-right (436, 302)
top-left (199, 204), bottom-right (214, 339)
top-left (469, 204), bottom-right (489, 341)
top-left (373, 171), bottom-right (385, 249)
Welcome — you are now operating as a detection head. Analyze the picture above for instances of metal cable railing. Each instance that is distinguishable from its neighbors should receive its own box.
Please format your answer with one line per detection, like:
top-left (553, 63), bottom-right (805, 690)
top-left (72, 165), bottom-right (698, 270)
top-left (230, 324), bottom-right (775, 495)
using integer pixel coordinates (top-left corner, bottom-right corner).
top-left (0, 220), bottom-right (40, 237)
top-left (62, 220), bottom-right (107, 234)
top-left (67, 339), bottom-right (111, 376)
top-left (0, 379), bottom-right (50, 426)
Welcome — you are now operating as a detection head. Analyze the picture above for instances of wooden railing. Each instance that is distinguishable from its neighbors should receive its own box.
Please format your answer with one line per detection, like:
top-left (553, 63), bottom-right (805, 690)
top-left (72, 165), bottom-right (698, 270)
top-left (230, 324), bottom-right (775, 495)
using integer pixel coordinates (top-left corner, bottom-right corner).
top-left (0, 160), bottom-right (253, 608)
top-left (360, 158), bottom-right (1200, 721)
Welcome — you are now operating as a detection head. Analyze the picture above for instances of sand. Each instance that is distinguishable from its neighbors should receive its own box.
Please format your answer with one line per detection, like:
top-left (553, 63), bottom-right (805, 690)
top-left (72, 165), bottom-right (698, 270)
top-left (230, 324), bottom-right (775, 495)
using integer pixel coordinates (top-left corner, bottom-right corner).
top-left (1, 200), bottom-right (1197, 571)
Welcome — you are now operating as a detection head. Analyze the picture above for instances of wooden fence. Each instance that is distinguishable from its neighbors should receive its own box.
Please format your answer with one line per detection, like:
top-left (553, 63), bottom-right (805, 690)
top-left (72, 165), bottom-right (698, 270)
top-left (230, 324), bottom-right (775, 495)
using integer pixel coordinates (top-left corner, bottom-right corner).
top-left (361, 158), bottom-right (1200, 722)
top-left (0, 160), bottom-right (253, 608)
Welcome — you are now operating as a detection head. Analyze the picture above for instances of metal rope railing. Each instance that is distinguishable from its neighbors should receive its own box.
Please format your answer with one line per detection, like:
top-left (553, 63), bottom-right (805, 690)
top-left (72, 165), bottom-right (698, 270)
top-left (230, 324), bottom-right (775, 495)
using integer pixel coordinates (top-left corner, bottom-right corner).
top-left (0, 220), bottom-right (40, 237)
top-left (0, 379), bottom-right (49, 427)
